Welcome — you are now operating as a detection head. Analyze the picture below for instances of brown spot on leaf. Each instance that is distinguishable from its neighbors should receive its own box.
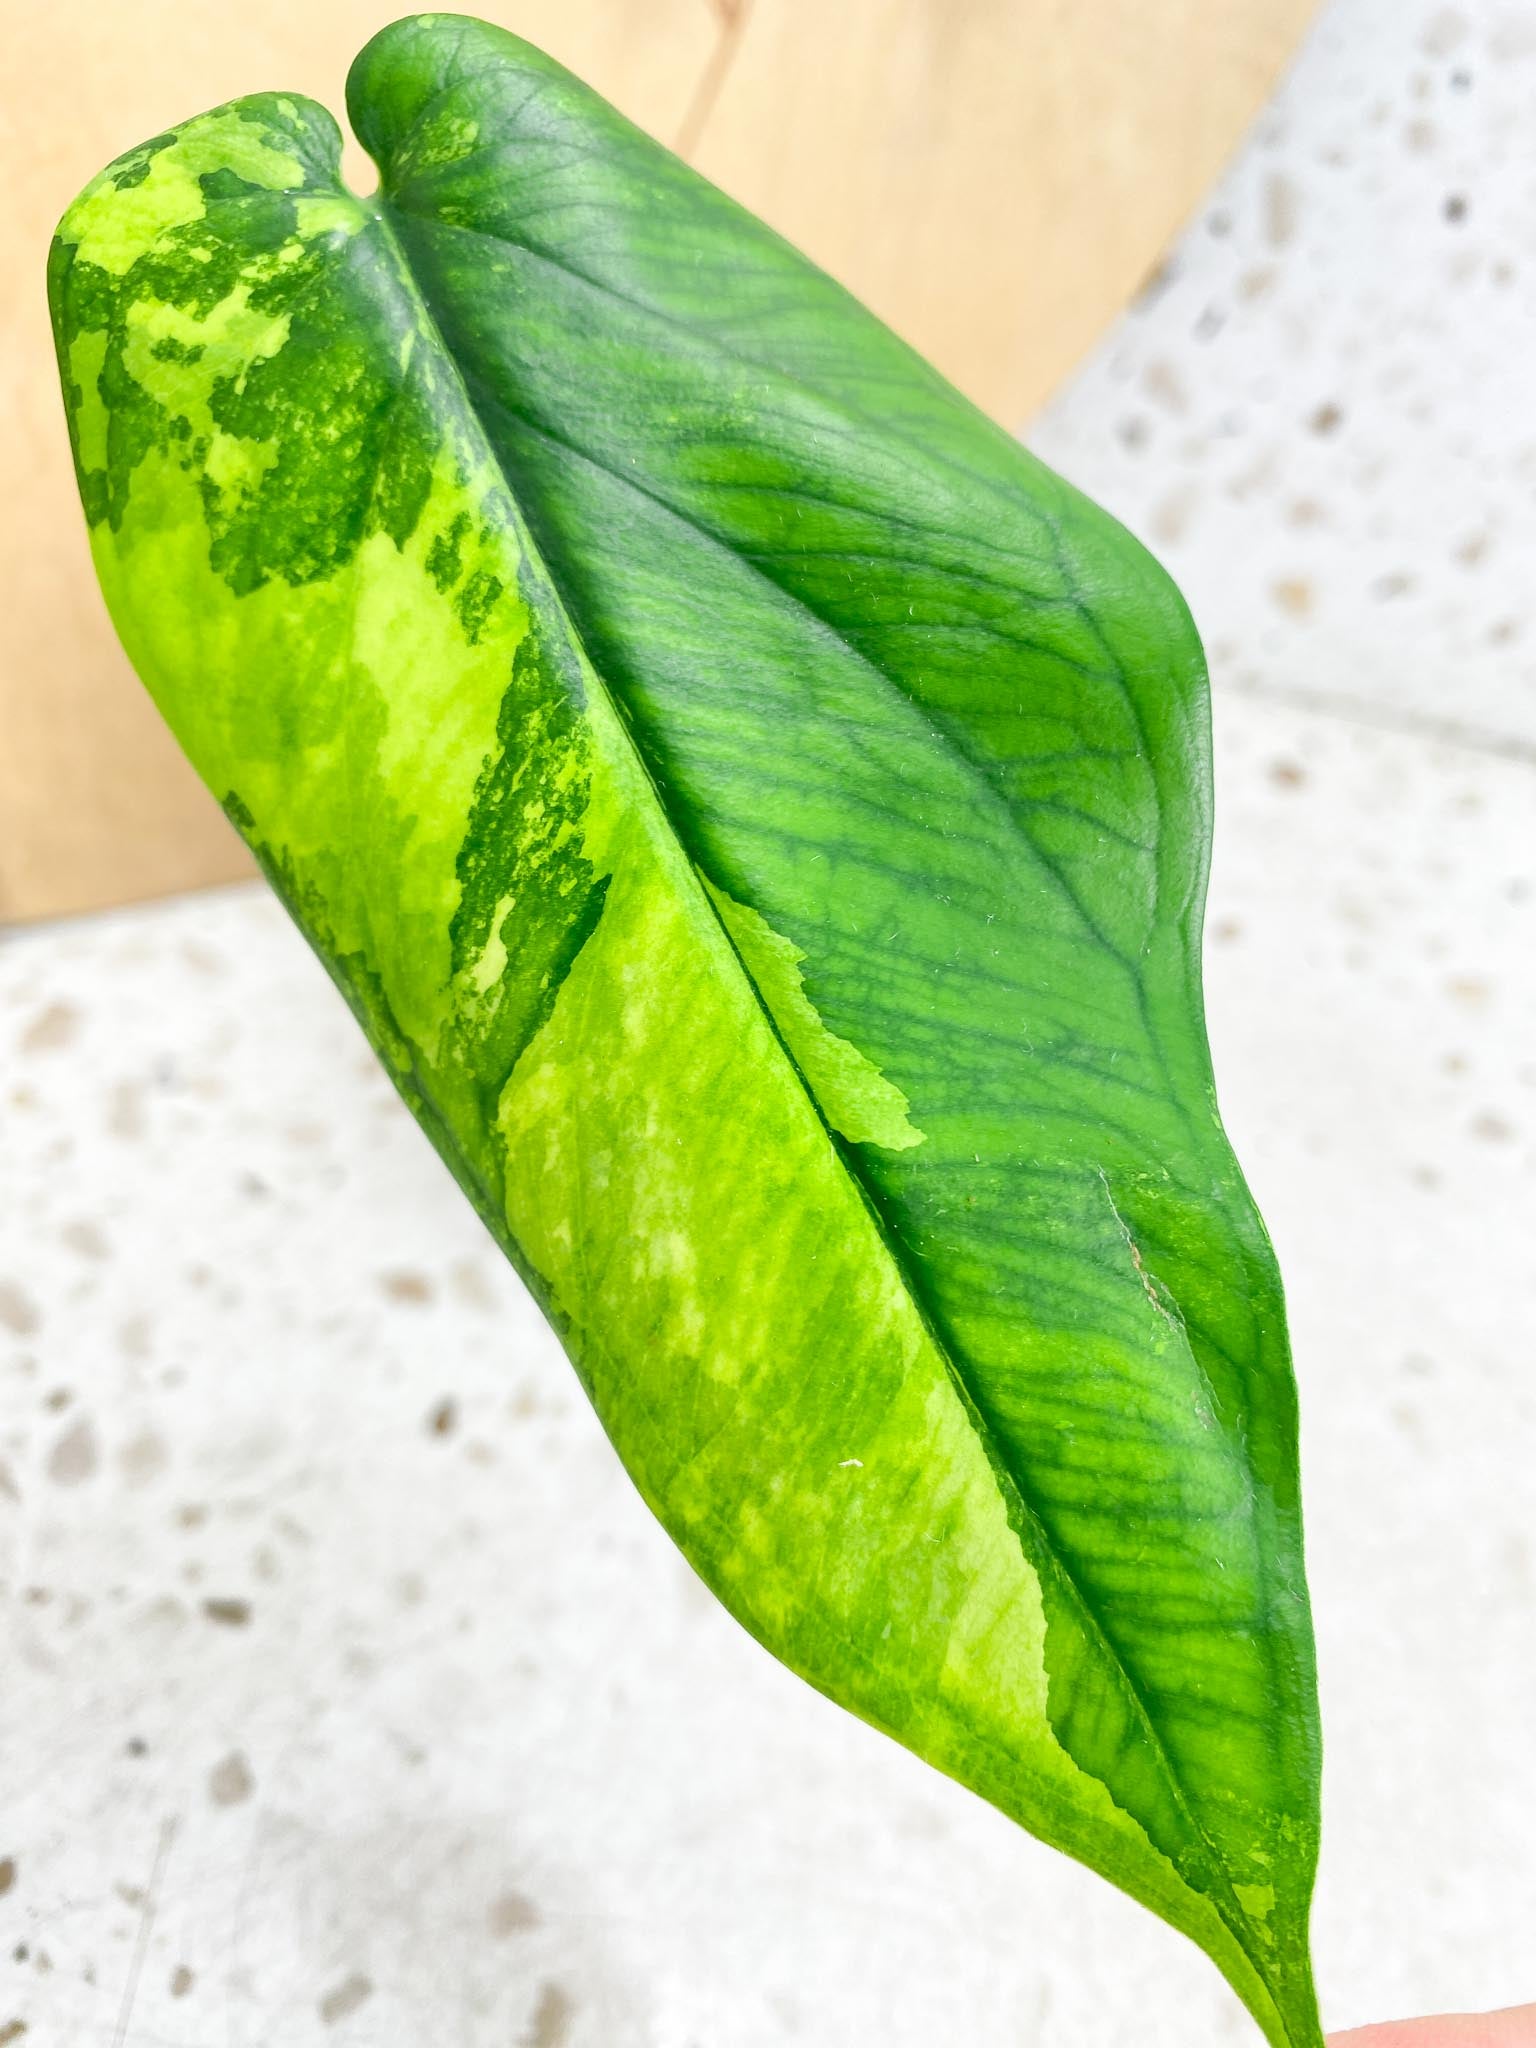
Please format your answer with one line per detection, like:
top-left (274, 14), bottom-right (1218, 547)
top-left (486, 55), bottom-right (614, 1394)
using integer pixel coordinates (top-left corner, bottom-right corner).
top-left (170, 1965), bottom-right (194, 1998)
top-left (427, 1398), bottom-right (458, 1438)
top-left (1268, 759), bottom-right (1307, 789)
top-left (0, 2021), bottom-right (28, 2044)
top-left (0, 1860), bottom-right (14, 1897)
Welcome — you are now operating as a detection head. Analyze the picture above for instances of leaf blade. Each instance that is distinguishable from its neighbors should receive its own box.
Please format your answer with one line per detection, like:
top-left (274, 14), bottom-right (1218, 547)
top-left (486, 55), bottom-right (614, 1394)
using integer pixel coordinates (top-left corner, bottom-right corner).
top-left (51, 29), bottom-right (1323, 2042)
top-left (352, 19), bottom-right (1322, 2028)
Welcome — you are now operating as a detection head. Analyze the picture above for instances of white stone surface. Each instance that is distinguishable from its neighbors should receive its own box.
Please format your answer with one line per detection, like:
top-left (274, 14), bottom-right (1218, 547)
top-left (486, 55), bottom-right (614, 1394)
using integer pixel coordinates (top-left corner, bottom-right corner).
top-left (2, 0), bottom-right (1534, 2041)
top-left (1031, 0), bottom-right (1536, 759)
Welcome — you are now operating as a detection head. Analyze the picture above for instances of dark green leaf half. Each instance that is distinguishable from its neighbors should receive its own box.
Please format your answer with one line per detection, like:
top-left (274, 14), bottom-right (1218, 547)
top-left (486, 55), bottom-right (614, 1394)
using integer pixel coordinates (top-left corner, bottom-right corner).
top-left (48, 18), bottom-right (1322, 2041)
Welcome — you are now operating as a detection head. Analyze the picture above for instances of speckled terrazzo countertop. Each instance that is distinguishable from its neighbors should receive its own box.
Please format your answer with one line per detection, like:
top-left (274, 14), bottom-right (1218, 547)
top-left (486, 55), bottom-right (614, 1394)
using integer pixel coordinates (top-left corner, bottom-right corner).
top-left (2, 2), bottom-right (1534, 2043)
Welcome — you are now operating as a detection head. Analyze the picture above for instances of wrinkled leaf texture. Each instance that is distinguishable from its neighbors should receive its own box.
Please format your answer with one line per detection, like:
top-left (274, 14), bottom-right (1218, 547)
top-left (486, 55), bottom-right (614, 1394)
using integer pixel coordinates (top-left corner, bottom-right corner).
top-left (49, 17), bottom-right (1322, 2041)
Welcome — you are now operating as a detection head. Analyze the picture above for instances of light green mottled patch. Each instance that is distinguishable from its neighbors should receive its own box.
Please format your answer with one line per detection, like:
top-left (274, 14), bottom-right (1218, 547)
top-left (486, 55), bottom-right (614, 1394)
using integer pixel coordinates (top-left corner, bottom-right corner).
top-left (404, 111), bottom-right (481, 176)
top-left (203, 428), bottom-right (280, 495)
top-left (465, 889), bottom-right (516, 993)
top-left (703, 879), bottom-right (924, 1152)
top-left (1236, 1884), bottom-right (1279, 1926)
top-left (65, 108), bottom-right (311, 275)
top-left (361, 460), bottom-right (525, 797)
top-left (295, 193), bottom-right (362, 240)
top-left (86, 433), bottom-right (520, 1069)
top-left (66, 327), bottom-right (110, 474)
top-left (121, 284), bottom-right (292, 436)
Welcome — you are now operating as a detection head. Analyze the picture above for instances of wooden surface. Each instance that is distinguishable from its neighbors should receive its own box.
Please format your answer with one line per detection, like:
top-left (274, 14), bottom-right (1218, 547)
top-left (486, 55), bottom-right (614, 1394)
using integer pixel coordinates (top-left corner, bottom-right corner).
top-left (2, 0), bottom-right (1319, 923)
